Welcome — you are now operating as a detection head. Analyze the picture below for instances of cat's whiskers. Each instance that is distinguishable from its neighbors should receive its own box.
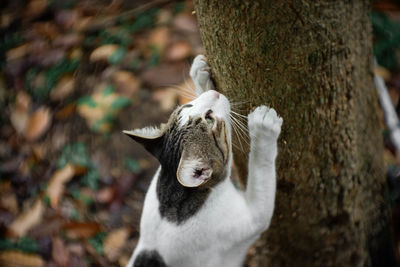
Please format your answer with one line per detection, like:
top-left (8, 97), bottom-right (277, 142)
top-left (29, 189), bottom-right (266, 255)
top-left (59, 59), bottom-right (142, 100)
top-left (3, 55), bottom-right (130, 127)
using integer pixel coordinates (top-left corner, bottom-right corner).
top-left (229, 115), bottom-right (246, 153)
top-left (230, 110), bottom-right (248, 119)
top-left (183, 79), bottom-right (197, 95)
top-left (168, 86), bottom-right (197, 100)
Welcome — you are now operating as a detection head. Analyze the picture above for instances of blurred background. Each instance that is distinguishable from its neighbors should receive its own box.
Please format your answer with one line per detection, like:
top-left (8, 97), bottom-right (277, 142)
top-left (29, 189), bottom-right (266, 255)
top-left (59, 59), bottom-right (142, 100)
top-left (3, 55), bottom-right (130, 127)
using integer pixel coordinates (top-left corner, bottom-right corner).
top-left (0, 0), bottom-right (400, 266)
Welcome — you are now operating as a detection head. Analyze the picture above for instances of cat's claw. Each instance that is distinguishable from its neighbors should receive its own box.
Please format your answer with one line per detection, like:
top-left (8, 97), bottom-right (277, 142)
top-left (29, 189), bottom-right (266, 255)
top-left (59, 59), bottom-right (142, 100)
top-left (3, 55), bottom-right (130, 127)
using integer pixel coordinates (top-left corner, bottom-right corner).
top-left (190, 55), bottom-right (214, 95)
top-left (248, 105), bottom-right (282, 141)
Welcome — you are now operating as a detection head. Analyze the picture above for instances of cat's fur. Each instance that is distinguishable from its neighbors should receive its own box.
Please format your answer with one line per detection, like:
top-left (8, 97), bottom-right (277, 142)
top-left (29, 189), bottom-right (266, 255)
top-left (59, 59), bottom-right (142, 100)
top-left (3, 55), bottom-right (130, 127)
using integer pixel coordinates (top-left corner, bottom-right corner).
top-left (124, 55), bottom-right (282, 267)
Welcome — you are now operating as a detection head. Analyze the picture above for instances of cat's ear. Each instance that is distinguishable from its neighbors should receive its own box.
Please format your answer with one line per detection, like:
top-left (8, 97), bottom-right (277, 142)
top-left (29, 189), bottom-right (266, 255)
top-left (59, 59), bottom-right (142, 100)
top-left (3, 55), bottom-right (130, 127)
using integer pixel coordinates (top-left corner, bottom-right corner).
top-left (176, 151), bottom-right (212, 187)
top-left (123, 126), bottom-right (164, 158)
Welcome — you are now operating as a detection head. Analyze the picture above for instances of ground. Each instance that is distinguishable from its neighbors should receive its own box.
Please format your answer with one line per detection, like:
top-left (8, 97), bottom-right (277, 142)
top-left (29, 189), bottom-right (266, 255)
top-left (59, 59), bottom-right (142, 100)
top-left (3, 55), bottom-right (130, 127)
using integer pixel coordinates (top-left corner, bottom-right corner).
top-left (0, 0), bottom-right (400, 266)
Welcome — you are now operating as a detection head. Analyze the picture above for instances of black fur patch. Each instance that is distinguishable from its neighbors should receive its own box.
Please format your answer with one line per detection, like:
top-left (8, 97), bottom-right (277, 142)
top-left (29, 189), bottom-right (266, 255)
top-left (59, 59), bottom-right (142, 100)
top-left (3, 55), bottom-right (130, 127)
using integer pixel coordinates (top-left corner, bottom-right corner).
top-left (134, 250), bottom-right (167, 267)
top-left (156, 118), bottom-right (210, 224)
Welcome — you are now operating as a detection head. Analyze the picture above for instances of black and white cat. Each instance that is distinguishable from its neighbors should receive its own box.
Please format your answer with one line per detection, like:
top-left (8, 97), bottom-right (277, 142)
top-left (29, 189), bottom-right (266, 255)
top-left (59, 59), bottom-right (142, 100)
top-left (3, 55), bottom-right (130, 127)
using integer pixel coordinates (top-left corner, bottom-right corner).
top-left (124, 55), bottom-right (282, 267)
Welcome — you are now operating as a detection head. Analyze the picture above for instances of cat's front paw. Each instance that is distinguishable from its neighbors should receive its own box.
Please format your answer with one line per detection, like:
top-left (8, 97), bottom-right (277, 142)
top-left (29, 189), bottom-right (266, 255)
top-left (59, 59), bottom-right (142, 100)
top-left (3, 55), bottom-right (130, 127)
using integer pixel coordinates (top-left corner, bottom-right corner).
top-left (248, 105), bottom-right (282, 141)
top-left (190, 55), bottom-right (214, 95)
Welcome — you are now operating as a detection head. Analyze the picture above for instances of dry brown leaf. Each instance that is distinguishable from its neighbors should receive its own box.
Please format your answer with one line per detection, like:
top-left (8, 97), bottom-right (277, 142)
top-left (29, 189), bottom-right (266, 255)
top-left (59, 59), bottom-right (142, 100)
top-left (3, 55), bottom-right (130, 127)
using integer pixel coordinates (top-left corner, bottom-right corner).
top-left (24, 107), bottom-right (52, 141)
top-left (8, 199), bottom-right (44, 237)
top-left (10, 92), bottom-right (31, 134)
top-left (50, 75), bottom-right (75, 101)
top-left (46, 164), bottom-right (75, 208)
top-left (95, 186), bottom-right (115, 204)
top-left (141, 62), bottom-right (189, 88)
top-left (52, 237), bottom-right (70, 267)
top-left (113, 71), bottom-right (140, 97)
top-left (63, 222), bottom-right (101, 239)
top-left (6, 44), bottom-right (30, 61)
top-left (103, 228), bottom-right (129, 261)
top-left (25, 0), bottom-right (48, 19)
top-left (32, 22), bottom-right (59, 40)
top-left (0, 250), bottom-right (44, 267)
top-left (0, 192), bottom-right (19, 215)
top-left (166, 41), bottom-right (191, 61)
top-left (172, 13), bottom-right (198, 33)
top-left (90, 44), bottom-right (119, 62)
top-left (153, 88), bottom-right (178, 111)
top-left (55, 9), bottom-right (81, 29)
top-left (156, 9), bottom-right (172, 25)
top-left (55, 103), bottom-right (76, 120)
top-left (374, 65), bottom-right (391, 81)
top-left (53, 33), bottom-right (84, 48)
top-left (148, 27), bottom-right (170, 54)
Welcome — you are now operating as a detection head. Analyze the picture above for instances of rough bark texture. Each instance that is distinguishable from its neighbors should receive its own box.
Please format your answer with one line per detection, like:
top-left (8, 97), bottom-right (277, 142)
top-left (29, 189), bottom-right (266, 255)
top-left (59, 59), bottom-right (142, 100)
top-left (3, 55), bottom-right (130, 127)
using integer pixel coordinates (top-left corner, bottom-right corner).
top-left (194, 1), bottom-right (397, 266)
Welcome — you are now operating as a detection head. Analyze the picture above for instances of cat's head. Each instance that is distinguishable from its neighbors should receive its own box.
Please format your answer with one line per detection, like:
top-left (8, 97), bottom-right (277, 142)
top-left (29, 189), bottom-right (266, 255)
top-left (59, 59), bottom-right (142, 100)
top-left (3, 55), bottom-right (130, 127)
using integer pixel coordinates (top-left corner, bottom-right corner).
top-left (124, 90), bottom-right (232, 188)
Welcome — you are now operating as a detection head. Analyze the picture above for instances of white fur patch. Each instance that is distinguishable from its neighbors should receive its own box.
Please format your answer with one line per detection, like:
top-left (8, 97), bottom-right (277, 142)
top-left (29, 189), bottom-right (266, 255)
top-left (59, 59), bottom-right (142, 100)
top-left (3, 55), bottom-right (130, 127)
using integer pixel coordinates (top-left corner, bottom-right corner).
top-left (123, 126), bottom-right (163, 138)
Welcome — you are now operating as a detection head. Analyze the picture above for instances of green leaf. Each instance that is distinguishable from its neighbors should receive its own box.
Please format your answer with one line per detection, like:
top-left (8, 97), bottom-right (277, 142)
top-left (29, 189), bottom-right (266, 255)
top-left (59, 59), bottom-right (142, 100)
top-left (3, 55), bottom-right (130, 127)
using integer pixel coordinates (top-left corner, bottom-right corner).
top-left (102, 85), bottom-right (115, 96)
top-left (57, 143), bottom-right (91, 169)
top-left (0, 237), bottom-right (39, 253)
top-left (77, 96), bottom-right (97, 108)
top-left (108, 47), bottom-right (126, 65)
top-left (82, 168), bottom-right (100, 190)
top-left (88, 232), bottom-right (106, 255)
top-left (110, 97), bottom-right (131, 109)
top-left (129, 9), bottom-right (159, 33)
top-left (147, 45), bottom-right (160, 67)
top-left (124, 157), bottom-right (141, 174)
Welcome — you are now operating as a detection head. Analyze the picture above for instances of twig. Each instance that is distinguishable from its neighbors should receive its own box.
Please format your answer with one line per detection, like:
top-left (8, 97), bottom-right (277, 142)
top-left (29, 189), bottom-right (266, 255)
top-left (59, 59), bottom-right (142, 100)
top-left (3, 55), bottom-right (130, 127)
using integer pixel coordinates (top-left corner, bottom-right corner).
top-left (84, 0), bottom-right (174, 32)
top-left (374, 58), bottom-right (400, 152)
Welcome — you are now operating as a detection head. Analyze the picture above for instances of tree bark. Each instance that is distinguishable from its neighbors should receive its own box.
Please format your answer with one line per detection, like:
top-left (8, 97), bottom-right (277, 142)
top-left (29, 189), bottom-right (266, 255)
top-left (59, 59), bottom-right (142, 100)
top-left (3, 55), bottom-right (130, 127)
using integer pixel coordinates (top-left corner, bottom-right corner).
top-left (194, 1), bottom-right (397, 266)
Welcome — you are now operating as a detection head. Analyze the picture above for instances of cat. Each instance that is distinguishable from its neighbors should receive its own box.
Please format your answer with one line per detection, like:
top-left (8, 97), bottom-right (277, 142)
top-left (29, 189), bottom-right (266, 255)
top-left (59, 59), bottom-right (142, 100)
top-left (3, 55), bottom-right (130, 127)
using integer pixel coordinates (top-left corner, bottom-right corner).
top-left (123, 55), bottom-right (283, 267)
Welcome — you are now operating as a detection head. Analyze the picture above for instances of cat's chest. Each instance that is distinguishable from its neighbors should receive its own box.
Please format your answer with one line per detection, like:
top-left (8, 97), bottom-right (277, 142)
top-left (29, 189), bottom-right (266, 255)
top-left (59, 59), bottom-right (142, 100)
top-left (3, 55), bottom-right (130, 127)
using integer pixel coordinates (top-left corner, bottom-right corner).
top-left (139, 170), bottom-right (239, 246)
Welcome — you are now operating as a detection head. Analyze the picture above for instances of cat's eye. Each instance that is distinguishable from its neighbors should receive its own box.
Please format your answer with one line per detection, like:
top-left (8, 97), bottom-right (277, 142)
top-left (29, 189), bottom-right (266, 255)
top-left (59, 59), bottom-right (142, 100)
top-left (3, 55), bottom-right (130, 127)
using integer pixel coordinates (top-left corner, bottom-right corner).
top-left (182, 104), bottom-right (193, 109)
top-left (205, 110), bottom-right (214, 125)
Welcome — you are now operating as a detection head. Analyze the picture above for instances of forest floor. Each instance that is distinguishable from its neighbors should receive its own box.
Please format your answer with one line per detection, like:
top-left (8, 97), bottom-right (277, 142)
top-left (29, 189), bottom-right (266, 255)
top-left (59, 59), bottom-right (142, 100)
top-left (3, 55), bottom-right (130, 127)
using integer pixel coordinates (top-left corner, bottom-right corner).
top-left (0, 0), bottom-right (400, 266)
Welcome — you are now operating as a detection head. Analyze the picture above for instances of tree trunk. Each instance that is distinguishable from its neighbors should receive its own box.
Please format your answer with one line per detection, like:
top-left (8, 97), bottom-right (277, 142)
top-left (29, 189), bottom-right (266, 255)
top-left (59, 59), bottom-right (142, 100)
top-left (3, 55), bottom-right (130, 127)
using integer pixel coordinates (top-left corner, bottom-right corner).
top-left (194, 1), bottom-right (397, 266)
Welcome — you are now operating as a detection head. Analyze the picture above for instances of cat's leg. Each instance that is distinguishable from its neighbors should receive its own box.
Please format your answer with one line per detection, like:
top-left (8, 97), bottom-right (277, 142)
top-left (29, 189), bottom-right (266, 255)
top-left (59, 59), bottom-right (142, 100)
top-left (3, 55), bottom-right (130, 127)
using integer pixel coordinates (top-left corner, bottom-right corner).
top-left (190, 55), bottom-right (215, 96)
top-left (246, 105), bottom-right (282, 231)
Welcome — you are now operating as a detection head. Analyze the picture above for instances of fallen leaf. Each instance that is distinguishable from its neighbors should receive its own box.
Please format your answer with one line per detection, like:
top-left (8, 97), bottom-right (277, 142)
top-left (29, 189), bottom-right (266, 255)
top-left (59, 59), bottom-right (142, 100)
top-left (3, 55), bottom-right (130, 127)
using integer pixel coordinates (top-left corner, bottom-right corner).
top-left (374, 65), bottom-right (391, 81)
top-left (55, 9), bottom-right (81, 29)
top-left (103, 228), bottom-right (129, 261)
top-left (55, 103), bottom-right (76, 120)
top-left (46, 164), bottom-right (75, 208)
top-left (148, 27), bottom-right (170, 54)
top-left (25, 0), bottom-right (48, 19)
top-left (53, 33), bottom-right (84, 48)
top-left (156, 9), bottom-right (172, 25)
top-left (32, 22), bottom-right (59, 40)
top-left (8, 199), bottom-right (44, 237)
top-left (0, 192), bottom-right (19, 215)
top-left (90, 44), bottom-right (119, 62)
top-left (113, 71), bottom-right (140, 97)
top-left (63, 222), bottom-right (101, 239)
top-left (6, 44), bottom-right (30, 62)
top-left (153, 88), bottom-right (178, 111)
top-left (0, 250), bottom-right (44, 267)
top-left (50, 75), bottom-right (75, 101)
top-left (10, 92), bottom-right (31, 134)
top-left (24, 107), bottom-right (52, 141)
top-left (95, 187), bottom-right (115, 204)
top-left (141, 62), bottom-right (189, 88)
top-left (52, 237), bottom-right (69, 267)
top-left (172, 13), bottom-right (198, 33)
top-left (67, 243), bottom-right (85, 256)
top-left (77, 85), bottom-right (131, 133)
top-left (166, 41), bottom-right (191, 61)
